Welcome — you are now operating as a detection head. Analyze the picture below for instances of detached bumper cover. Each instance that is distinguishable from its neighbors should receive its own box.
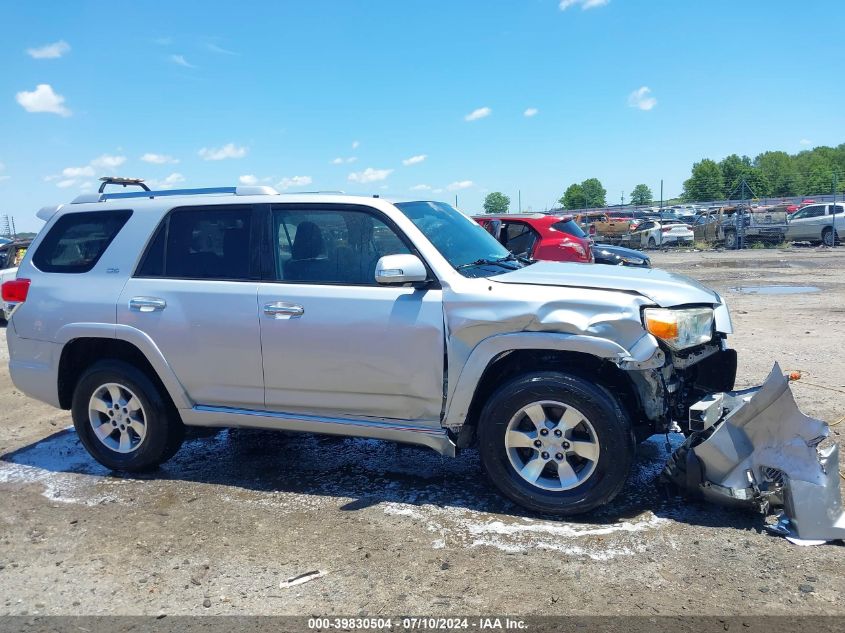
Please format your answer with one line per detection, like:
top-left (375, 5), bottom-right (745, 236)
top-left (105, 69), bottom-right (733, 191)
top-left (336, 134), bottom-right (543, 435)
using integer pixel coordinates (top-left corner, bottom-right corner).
top-left (664, 363), bottom-right (845, 542)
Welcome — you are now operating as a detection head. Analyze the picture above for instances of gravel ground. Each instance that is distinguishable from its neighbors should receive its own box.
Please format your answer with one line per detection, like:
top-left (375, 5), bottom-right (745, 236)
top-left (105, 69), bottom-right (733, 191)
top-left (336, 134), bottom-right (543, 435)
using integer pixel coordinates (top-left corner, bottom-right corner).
top-left (0, 247), bottom-right (843, 616)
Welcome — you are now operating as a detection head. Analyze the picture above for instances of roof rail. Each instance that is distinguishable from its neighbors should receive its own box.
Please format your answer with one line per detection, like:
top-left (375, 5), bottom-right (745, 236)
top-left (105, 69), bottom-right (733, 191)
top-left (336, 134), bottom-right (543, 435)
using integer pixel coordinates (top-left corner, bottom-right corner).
top-left (71, 185), bottom-right (280, 204)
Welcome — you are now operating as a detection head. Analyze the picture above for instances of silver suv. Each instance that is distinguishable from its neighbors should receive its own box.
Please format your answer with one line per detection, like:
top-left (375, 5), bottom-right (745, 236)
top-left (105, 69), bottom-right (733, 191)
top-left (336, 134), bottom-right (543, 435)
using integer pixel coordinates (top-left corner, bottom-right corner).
top-left (4, 181), bottom-right (741, 516)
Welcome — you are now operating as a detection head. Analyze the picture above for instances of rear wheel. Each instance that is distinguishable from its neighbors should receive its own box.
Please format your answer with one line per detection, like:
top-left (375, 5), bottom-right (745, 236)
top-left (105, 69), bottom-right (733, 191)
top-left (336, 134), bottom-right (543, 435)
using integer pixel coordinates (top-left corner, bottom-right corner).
top-left (72, 360), bottom-right (184, 471)
top-left (477, 371), bottom-right (635, 516)
top-left (822, 227), bottom-right (838, 247)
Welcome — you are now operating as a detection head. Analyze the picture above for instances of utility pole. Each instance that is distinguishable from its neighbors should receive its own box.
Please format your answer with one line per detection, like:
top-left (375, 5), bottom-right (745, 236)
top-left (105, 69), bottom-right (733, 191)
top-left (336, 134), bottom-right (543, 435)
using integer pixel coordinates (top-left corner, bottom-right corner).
top-left (518, 190), bottom-right (522, 213)
top-left (659, 179), bottom-right (664, 247)
top-left (832, 172), bottom-right (838, 248)
top-left (455, 195), bottom-right (458, 209)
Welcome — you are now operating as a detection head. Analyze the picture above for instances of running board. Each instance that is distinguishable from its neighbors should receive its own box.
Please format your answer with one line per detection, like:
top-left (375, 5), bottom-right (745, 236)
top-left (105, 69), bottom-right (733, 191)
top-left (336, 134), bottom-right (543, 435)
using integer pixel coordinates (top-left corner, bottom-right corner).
top-left (180, 405), bottom-right (457, 457)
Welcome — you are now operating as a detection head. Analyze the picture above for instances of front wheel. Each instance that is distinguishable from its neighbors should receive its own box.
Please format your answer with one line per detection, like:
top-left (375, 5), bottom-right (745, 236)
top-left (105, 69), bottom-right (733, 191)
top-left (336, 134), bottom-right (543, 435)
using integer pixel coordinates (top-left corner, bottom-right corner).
top-left (724, 230), bottom-right (738, 249)
top-left (647, 237), bottom-right (657, 249)
top-left (72, 360), bottom-right (184, 472)
top-left (477, 371), bottom-right (635, 516)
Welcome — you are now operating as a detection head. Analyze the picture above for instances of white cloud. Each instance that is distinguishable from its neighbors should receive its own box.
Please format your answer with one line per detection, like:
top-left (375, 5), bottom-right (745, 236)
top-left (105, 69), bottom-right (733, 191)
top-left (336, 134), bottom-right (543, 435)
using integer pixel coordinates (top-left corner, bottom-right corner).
top-left (560, 0), bottom-right (610, 10)
top-left (410, 184), bottom-right (432, 191)
top-left (198, 143), bottom-right (247, 160)
top-left (239, 174), bottom-right (259, 185)
top-left (352, 140), bottom-right (360, 149)
top-left (348, 168), bottom-right (393, 184)
top-left (464, 107), bottom-right (491, 122)
top-left (331, 156), bottom-right (357, 164)
top-left (207, 42), bottom-right (237, 55)
top-left (627, 86), bottom-right (657, 111)
top-left (524, 108), bottom-right (539, 117)
top-left (277, 176), bottom-right (313, 190)
top-left (799, 139), bottom-right (812, 146)
top-left (141, 152), bottom-right (178, 164)
top-left (432, 188), bottom-right (444, 194)
top-left (170, 54), bottom-right (195, 68)
top-left (91, 154), bottom-right (126, 169)
top-left (447, 180), bottom-right (474, 191)
top-left (402, 154), bottom-right (427, 166)
top-left (161, 172), bottom-right (185, 186)
top-left (62, 165), bottom-right (95, 178)
top-left (26, 40), bottom-right (71, 59)
top-left (56, 179), bottom-right (77, 188)
top-left (15, 84), bottom-right (71, 116)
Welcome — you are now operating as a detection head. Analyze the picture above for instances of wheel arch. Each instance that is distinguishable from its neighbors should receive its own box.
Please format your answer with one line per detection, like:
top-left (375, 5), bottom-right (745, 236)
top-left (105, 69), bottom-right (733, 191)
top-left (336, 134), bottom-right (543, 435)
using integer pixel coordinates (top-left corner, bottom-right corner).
top-left (56, 324), bottom-right (192, 411)
top-left (444, 333), bottom-right (646, 446)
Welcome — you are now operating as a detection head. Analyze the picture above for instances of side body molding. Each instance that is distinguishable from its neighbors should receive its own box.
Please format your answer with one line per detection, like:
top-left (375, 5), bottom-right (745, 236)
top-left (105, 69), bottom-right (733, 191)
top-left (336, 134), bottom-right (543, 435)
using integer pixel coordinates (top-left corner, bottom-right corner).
top-left (54, 323), bottom-right (193, 410)
top-left (442, 331), bottom-right (655, 429)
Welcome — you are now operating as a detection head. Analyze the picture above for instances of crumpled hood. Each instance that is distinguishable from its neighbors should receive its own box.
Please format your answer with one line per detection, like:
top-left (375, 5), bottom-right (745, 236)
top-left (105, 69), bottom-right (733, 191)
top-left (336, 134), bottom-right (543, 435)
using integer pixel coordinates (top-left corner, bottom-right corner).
top-left (493, 261), bottom-right (721, 308)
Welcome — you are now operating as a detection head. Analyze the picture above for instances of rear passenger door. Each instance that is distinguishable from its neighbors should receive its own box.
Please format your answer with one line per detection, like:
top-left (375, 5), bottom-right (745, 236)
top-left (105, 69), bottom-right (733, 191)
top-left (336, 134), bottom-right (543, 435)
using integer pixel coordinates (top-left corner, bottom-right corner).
top-left (117, 205), bottom-right (265, 409)
top-left (500, 221), bottom-right (539, 259)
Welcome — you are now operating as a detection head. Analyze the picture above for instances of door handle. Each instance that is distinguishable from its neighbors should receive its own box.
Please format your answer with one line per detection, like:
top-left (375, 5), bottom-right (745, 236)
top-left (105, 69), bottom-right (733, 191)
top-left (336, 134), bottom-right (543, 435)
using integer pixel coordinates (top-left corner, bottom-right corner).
top-left (263, 301), bottom-right (304, 319)
top-left (129, 297), bottom-right (167, 313)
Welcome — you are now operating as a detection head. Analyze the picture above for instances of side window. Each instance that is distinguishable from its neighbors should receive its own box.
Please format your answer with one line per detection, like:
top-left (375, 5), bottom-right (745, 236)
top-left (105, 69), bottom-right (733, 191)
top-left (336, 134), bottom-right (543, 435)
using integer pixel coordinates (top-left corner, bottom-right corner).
top-left (33, 210), bottom-right (132, 273)
top-left (136, 206), bottom-right (253, 280)
top-left (799, 205), bottom-right (825, 219)
top-left (833, 205), bottom-right (845, 215)
top-left (502, 222), bottom-right (538, 258)
top-left (639, 221), bottom-right (654, 231)
top-left (272, 206), bottom-right (411, 285)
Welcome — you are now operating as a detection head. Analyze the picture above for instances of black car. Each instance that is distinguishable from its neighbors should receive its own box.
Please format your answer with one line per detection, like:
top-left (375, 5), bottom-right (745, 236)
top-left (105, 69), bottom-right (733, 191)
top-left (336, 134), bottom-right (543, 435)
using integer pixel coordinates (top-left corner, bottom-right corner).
top-left (593, 243), bottom-right (651, 268)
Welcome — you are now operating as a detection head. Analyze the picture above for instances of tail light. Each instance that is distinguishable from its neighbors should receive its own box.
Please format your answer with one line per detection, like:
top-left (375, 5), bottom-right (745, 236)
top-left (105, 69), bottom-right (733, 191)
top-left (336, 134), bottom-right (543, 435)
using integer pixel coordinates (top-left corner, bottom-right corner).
top-left (588, 225), bottom-right (596, 235)
top-left (2, 278), bottom-right (31, 303)
top-left (661, 226), bottom-right (673, 233)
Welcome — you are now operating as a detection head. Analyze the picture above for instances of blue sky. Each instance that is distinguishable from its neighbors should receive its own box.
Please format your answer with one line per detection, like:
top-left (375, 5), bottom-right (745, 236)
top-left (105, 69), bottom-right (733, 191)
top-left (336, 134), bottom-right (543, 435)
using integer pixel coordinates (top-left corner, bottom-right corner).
top-left (1, 0), bottom-right (844, 231)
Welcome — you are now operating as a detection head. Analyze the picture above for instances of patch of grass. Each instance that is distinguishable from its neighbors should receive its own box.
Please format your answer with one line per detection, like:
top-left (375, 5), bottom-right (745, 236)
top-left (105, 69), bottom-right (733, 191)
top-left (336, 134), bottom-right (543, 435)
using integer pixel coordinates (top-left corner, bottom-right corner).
top-left (693, 241), bottom-right (711, 251)
top-left (750, 241), bottom-right (766, 249)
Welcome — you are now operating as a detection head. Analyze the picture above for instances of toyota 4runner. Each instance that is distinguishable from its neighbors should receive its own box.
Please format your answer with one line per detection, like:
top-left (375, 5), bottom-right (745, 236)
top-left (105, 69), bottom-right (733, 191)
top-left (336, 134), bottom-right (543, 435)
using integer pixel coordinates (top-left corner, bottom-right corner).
top-left (4, 181), bottom-right (843, 535)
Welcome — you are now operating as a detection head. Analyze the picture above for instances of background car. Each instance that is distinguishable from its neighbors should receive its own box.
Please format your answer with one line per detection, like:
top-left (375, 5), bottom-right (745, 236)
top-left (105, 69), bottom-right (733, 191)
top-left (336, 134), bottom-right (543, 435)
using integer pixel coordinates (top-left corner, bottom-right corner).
top-left (785, 203), bottom-right (843, 245)
top-left (0, 238), bottom-right (31, 320)
top-left (627, 220), bottom-right (694, 249)
top-left (592, 243), bottom-right (651, 268)
top-left (475, 214), bottom-right (592, 263)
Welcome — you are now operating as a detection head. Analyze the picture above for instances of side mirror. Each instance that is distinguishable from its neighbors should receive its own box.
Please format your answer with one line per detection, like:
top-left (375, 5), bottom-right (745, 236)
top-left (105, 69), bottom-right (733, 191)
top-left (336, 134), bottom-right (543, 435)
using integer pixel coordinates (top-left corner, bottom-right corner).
top-left (375, 254), bottom-right (428, 285)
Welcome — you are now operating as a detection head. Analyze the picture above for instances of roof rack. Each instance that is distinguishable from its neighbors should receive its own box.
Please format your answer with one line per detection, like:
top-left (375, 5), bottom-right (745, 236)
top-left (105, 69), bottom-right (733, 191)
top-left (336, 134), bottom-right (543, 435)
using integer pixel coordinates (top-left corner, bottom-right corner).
top-left (98, 176), bottom-right (150, 194)
top-left (71, 185), bottom-right (280, 204)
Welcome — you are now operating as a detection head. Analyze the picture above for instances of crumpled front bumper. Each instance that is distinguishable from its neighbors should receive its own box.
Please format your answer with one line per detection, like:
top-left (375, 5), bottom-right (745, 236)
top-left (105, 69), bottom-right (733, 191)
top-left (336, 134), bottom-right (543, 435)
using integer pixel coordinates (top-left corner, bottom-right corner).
top-left (664, 363), bottom-right (845, 543)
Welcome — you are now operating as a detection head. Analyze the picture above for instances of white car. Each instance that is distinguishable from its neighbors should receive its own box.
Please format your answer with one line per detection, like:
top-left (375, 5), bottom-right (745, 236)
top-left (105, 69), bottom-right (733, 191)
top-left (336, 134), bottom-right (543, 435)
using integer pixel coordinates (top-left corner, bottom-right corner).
top-left (0, 266), bottom-right (17, 320)
top-left (785, 203), bottom-right (843, 246)
top-left (627, 220), bottom-right (694, 249)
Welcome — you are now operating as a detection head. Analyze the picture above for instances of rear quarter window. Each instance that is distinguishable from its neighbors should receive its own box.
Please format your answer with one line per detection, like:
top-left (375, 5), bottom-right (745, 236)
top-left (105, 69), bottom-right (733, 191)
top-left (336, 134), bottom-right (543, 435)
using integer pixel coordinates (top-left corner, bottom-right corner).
top-left (32, 210), bottom-right (132, 273)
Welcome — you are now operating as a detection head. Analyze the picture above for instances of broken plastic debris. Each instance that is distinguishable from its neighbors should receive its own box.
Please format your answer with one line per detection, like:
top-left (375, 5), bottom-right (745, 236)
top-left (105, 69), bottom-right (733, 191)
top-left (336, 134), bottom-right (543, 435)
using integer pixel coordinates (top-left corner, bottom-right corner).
top-left (665, 363), bottom-right (845, 543)
top-left (279, 570), bottom-right (325, 588)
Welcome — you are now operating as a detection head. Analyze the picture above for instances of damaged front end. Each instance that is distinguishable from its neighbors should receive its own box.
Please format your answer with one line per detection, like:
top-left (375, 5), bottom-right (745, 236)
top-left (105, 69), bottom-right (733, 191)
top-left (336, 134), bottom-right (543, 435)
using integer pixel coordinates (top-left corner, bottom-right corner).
top-left (664, 364), bottom-right (845, 543)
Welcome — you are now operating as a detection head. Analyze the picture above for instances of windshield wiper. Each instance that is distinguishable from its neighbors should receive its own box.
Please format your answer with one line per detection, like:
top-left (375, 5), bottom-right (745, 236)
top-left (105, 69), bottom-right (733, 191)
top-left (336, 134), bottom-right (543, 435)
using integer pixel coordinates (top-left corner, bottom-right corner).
top-left (456, 254), bottom-right (522, 271)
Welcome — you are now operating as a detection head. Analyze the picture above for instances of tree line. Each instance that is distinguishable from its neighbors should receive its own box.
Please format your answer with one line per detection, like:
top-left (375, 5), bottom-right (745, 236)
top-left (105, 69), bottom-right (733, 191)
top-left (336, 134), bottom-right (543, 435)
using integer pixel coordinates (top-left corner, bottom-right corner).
top-left (480, 142), bottom-right (845, 213)
top-left (681, 143), bottom-right (845, 202)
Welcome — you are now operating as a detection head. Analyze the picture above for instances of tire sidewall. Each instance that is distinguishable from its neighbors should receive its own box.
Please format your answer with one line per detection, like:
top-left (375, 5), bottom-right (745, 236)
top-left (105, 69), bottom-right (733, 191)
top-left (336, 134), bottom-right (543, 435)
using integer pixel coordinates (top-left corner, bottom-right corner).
top-left (478, 371), bottom-right (634, 515)
top-left (72, 360), bottom-right (171, 471)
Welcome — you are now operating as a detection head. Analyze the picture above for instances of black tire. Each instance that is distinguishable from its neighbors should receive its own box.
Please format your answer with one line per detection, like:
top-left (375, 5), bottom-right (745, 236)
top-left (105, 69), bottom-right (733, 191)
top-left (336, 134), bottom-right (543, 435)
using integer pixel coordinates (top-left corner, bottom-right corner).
top-left (72, 359), bottom-right (184, 472)
top-left (724, 230), bottom-right (738, 250)
top-left (477, 371), bottom-right (635, 516)
top-left (647, 237), bottom-right (656, 249)
top-left (822, 227), bottom-right (837, 247)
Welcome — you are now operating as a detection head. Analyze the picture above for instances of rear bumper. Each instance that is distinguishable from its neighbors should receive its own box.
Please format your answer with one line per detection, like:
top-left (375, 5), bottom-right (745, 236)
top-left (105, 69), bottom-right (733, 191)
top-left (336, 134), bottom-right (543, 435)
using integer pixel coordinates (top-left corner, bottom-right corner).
top-left (7, 329), bottom-right (62, 409)
top-left (665, 364), bottom-right (845, 543)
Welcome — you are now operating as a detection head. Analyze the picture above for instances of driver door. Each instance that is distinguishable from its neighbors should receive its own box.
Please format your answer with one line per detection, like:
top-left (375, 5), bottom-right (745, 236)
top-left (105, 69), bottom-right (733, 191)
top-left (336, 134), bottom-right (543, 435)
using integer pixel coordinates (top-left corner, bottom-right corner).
top-left (257, 203), bottom-right (445, 424)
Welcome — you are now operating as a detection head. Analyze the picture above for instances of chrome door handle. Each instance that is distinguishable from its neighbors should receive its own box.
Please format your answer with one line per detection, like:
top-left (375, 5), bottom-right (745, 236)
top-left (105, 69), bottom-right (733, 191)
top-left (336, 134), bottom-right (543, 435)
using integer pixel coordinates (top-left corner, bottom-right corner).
top-left (129, 297), bottom-right (167, 313)
top-left (263, 301), bottom-right (304, 319)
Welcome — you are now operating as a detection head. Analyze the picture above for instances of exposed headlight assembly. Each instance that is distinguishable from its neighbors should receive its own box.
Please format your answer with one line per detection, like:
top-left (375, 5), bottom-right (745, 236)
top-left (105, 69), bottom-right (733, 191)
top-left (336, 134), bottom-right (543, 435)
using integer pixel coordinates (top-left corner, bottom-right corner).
top-left (643, 307), bottom-right (714, 350)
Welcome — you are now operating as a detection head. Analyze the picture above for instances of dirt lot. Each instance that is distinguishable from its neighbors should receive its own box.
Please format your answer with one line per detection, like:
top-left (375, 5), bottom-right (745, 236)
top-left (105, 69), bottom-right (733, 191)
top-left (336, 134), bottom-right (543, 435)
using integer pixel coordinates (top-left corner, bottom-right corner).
top-left (0, 247), bottom-right (843, 616)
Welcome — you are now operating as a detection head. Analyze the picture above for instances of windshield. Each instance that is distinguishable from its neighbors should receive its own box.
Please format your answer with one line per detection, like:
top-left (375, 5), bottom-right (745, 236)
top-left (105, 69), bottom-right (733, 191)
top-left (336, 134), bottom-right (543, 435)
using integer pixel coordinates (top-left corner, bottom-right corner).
top-left (395, 201), bottom-right (521, 277)
top-left (551, 219), bottom-right (587, 238)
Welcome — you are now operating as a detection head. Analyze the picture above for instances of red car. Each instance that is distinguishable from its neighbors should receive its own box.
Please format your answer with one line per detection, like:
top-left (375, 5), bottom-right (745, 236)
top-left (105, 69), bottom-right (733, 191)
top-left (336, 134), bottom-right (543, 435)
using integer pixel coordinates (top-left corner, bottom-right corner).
top-left (474, 214), bottom-right (593, 263)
